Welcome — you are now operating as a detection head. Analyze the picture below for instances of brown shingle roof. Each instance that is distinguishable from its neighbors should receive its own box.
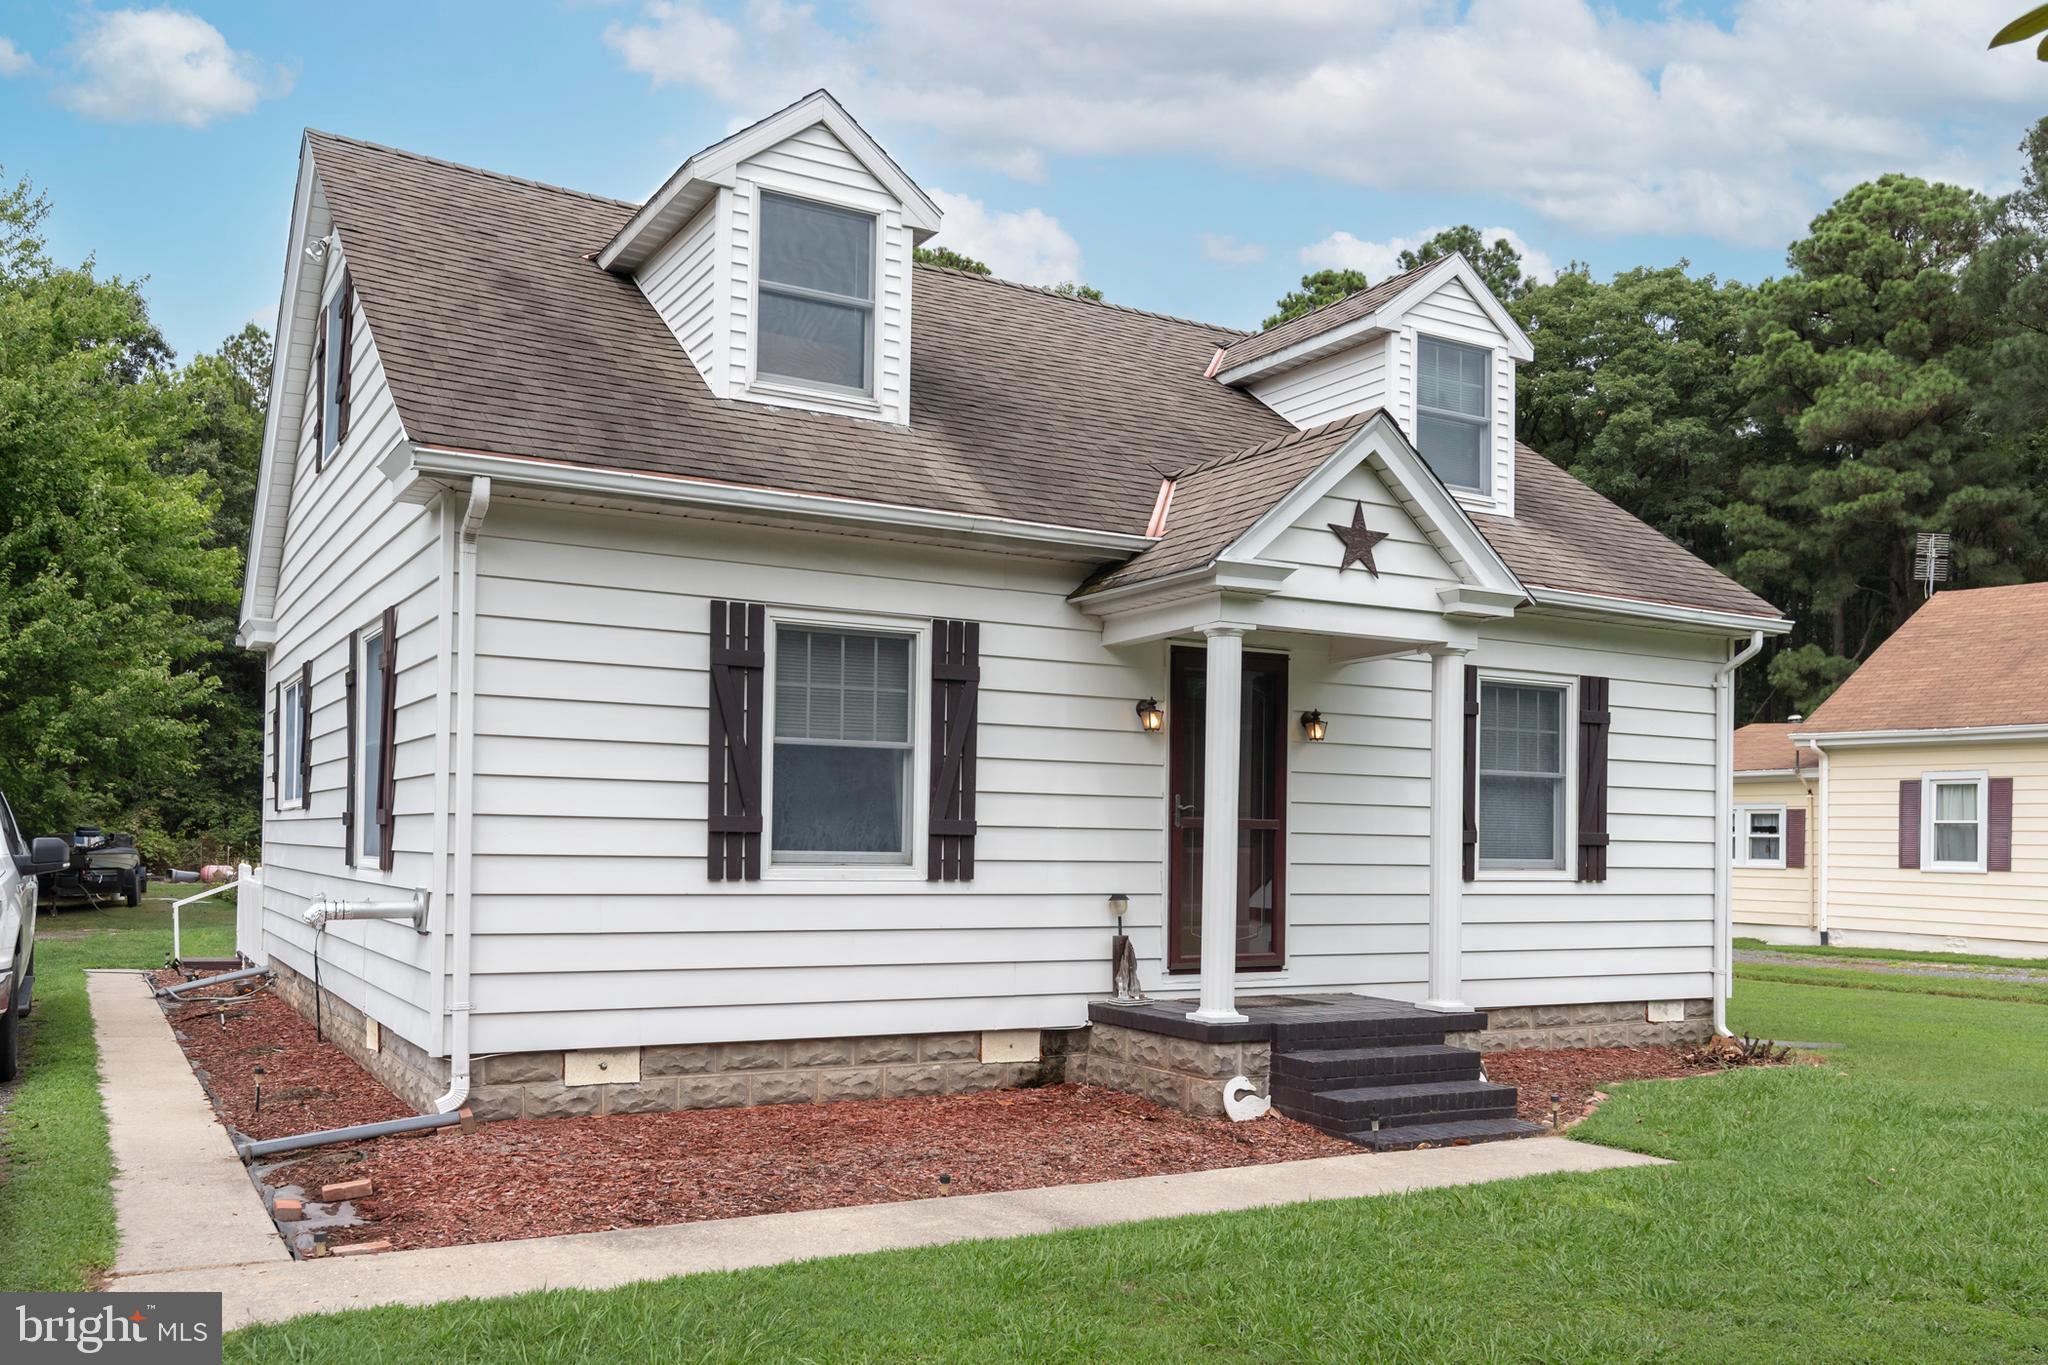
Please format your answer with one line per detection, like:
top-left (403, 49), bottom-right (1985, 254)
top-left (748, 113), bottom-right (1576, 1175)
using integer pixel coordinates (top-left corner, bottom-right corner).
top-left (302, 131), bottom-right (1781, 624)
top-left (1803, 584), bottom-right (2048, 733)
top-left (1734, 723), bottom-right (1806, 773)
top-left (1213, 259), bottom-right (1441, 375)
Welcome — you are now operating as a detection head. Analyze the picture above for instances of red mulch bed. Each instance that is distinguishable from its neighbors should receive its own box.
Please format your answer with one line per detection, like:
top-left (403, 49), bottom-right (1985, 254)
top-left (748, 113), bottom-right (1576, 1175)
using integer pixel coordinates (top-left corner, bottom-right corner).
top-left (1483, 1045), bottom-right (1724, 1126)
top-left (155, 968), bottom-right (1349, 1253)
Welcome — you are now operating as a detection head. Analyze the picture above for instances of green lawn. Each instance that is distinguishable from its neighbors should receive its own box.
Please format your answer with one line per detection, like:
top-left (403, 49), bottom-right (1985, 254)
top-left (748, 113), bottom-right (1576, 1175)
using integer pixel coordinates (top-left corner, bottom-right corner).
top-left (1735, 936), bottom-right (2048, 974)
top-left (1734, 960), bottom-right (2048, 1009)
top-left (223, 956), bottom-right (2048, 1362)
top-left (0, 895), bottom-right (235, 1292)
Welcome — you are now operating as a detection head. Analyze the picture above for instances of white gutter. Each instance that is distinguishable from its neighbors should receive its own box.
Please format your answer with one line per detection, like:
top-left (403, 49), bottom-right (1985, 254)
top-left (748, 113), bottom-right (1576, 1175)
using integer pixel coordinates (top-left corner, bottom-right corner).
top-left (1712, 629), bottom-right (1766, 1036)
top-left (432, 475), bottom-right (490, 1114)
top-left (1524, 586), bottom-right (1793, 638)
top-left (1796, 722), bottom-right (2048, 748)
top-left (406, 445), bottom-right (1155, 558)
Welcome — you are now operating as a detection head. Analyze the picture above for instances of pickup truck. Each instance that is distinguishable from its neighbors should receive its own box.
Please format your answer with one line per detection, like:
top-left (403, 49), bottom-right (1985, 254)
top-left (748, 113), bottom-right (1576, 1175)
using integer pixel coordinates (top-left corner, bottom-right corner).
top-left (1, 790), bottom-right (67, 1082)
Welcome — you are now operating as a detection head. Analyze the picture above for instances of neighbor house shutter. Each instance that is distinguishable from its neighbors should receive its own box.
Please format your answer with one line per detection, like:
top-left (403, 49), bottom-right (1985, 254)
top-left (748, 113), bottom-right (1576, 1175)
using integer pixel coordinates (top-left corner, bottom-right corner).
top-left (1576, 676), bottom-right (1611, 882)
top-left (1785, 807), bottom-right (1807, 870)
top-left (929, 619), bottom-right (980, 882)
top-left (343, 629), bottom-right (359, 865)
top-left (375, 605), bottom-right (398, 872)
top-left (298, 660), bottom-right (313, 807)
top-left (312, 323), bottom-right (326, 473)
top-left (1461, 665), bottom-right (1479, 882)
top-left (1898, 779), bottom-right (1921, 869)
top-left (334, 273), bottom-right (355, 443)
top-left (707, 601), bottom-right (765, 881)
top-left (1988, 776), bottom-right (2014, 872)
top-left (271, 683), bottom-right (282, 812)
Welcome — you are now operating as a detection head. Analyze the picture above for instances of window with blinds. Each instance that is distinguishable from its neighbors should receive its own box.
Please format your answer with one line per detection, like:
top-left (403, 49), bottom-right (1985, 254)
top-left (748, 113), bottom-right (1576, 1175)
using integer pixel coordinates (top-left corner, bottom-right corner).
top-left (1478, 680), bottom-right (1566, 869)
top-left (757, 193), bottom-right (875, 395)
top-left (1926, 776), bottom-right (1985, 871)
top-left (1416, 335), bottom-right (1490, 494)
top-left (772, 627), bottom-right (913, 861)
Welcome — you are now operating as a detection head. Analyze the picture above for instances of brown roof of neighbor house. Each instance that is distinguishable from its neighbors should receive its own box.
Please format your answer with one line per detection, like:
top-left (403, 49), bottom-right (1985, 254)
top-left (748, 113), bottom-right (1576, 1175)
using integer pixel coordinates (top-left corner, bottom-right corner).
top-left (1803, 583), bottom-right (2048, 733)
top-left (301, 130), bottom-right (1782, 623)
top-left (1213, 259), bottom-right (1440, 375)
top-left (1734, 723), bottom-right (1806, 773)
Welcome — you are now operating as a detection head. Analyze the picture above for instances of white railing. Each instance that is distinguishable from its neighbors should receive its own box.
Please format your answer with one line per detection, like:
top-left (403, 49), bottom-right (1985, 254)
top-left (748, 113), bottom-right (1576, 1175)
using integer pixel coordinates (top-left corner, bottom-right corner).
top-left (170, 861), bottom-right (263, 965)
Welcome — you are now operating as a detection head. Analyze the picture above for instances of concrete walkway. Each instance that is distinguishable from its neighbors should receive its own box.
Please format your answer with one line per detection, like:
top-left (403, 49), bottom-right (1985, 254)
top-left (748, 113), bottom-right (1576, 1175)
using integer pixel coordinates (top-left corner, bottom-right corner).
top-left (93, 970), bottom-right (1667, 1332)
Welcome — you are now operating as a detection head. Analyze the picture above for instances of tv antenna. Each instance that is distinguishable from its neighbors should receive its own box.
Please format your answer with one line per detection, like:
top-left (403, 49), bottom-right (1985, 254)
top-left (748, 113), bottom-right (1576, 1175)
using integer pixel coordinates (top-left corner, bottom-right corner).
top-left (1913, 532), bottom-right (1952, 598)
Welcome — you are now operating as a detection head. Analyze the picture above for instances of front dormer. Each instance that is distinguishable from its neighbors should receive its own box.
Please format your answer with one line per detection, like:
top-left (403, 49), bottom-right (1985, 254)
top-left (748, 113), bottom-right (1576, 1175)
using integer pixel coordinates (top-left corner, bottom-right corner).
top-left (598, 91), bottom-right (941, 426)
top-left (1215, 254), bottom-right (1533, 519)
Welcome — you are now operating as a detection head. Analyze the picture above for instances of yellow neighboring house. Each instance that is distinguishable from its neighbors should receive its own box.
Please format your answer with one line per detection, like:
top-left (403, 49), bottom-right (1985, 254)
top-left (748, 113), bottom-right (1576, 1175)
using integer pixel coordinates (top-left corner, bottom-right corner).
top-left (1734, 583), bottom-right (2048, 957)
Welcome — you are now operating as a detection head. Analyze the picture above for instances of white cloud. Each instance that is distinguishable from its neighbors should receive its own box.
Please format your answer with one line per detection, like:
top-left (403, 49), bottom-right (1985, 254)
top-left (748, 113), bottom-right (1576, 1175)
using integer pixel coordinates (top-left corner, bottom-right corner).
top-left (598, 0), bottom-right (2043, 247)
top-left (0, 37), bottom-right (32, 77)
top-left (1300, 225), bottom-right (1555, 286)
top-left (59, 8), bottom-right (289, 127)
top-left (1198, 233), bottom-right (1267, 266)
top-left (925, 188), bottom-right (1084, 286)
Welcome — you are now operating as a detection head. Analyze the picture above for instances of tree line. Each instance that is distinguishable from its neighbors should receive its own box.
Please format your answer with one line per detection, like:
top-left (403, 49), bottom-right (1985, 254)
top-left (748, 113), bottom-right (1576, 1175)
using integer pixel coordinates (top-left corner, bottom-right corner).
top-left (4, 120), bottom-right (2043, 857)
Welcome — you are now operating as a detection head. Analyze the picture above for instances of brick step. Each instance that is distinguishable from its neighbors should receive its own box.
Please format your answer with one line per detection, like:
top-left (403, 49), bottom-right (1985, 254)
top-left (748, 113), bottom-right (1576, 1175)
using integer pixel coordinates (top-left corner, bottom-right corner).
top-left (1344, 1117), bottom-right (1548, 1151)
top-left (1272, 1044), bottom-right (1481, 1085)
top-left (1269, 1009), bottom-right (1484, 1046)
top-left (1273, 1078), bottom-right (1520, 1128)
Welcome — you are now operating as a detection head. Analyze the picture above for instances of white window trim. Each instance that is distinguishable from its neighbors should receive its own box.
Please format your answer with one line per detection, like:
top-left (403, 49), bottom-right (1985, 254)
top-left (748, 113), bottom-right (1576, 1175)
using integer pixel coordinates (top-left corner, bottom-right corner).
top-left (748, 186), bottom-right (881, 404)
top-left (1414, 331), bottom-right (1493, 501)
top-left (1922, 770), bottom-right (1988, 874)
top-left (1473, 668), bottom-right (1577, 880)
top-left (1732, 803), bottom-right (1787, 869)
top-left (352, 620), bottom-right (392, 878)
top-left (279, 676), bottom-right (307, 810)
top-left (757, 607), bottom-right (930, 883)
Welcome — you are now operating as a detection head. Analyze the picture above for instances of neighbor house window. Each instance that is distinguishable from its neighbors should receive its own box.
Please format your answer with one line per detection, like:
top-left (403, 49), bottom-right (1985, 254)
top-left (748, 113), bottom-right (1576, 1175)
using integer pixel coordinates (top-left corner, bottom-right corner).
top-left (1416, 335), bottom-right (1490, 494)
top-left (1733, 806), bottom-right (1785, 868)
top-left (359, 625), bottom-right (387, 864)
top-left (1478, 680), bottom-right (1566, 870)
top-left (1925, 774), bottom-right (1987, 872)
top-left (756, 192), bottom-right (874, 394)
top-left (772, 626), bottom-right (912, 862)
top-left (280, 676), bottom-right (306, 807)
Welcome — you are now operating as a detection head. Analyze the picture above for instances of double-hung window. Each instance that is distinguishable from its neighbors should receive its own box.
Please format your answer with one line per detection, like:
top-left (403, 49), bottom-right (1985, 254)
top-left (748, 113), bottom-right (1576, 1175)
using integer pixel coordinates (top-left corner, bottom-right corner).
top-left (772, 627), bottom-right (912, 863)
top-left (757, 193), bottom-right (875, 395)
top-left (359, 625), bottom-right (388, 864)
top-left (1416, 335), bottom-right (1491, 495)
top-left (1925, 773), bottom-right (1987, 872)
top-left (1478, 680), bottom-right (1567, 871)
top-left (1733, 806), bottom-right (1785, 868)
top-left (280, 676), bottom-right (306, 807)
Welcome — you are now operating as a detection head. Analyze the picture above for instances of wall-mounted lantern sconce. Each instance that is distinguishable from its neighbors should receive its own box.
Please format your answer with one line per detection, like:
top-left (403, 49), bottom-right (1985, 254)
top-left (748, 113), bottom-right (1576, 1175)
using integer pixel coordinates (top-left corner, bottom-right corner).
top-left (1300, 710), bottom-right (1328, 742)
top-left (1135, 698), bottom-right (1165, 733)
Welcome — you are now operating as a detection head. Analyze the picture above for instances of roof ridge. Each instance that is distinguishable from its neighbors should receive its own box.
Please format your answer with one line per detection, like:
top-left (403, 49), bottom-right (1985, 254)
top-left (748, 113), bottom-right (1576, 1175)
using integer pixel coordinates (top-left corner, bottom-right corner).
top-left (1175, 409), bottom-right (1377, 480)
top-left (304, 129), bottom-right (637, 210)
top-left (913, 261), bottom-right (1250, 338)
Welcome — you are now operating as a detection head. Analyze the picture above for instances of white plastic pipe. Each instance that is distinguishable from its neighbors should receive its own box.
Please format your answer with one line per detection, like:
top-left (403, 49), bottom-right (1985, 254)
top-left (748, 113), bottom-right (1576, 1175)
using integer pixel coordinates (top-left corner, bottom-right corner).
top-left (433, 476), bottom-right (489, 1114)
top-left (1712, 630), bottom-right (1765, 1036)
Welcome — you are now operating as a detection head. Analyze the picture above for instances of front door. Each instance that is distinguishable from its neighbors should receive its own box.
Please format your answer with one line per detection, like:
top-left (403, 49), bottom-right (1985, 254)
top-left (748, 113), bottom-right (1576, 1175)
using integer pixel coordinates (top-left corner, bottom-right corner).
top-left (1167, 646), bottom-right (1286, 972)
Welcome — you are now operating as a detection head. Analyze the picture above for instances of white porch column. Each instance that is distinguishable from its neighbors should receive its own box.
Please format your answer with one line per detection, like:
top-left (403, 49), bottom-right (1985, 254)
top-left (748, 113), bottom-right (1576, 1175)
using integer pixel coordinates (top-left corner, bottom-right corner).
top-left (1190, 625), bottom-right (1248, 1024)
top-left (1423, 645), bottom-right (1470, 1013)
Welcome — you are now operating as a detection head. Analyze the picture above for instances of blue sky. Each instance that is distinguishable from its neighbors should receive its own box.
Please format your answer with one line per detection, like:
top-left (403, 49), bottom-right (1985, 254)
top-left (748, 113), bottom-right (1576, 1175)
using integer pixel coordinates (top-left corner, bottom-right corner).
top-left (2, 1), bottom-right (2040, 361)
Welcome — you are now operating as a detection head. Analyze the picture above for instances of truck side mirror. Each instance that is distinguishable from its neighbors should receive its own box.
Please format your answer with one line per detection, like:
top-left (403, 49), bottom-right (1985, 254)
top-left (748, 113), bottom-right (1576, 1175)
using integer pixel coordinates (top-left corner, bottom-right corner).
top-left (18, 836), bottom-right (69, 876)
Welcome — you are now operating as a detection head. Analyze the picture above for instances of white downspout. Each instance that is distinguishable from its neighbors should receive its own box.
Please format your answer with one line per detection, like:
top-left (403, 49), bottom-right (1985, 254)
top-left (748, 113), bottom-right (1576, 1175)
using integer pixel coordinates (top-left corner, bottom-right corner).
top-left (1811, 741), bottom-right (1830, 946)
top-left (1712, 630), bottom-right (1765, 1037)
top-left (432, 476), bottom-right (489, 1113)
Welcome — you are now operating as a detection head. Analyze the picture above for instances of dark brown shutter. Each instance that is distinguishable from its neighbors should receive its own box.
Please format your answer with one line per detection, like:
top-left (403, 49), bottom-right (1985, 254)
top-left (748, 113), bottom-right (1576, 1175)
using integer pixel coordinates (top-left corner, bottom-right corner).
top-left (312, 321), bottom-right (326, 473)
top-left (929, 619), bottom-right (980, 881)
top-left (334, 273), bottom-right (355, 443)
top-left (1576, 676), bottom-right (1611, 882)
top-left (1461, 665), bottom-right (1479, 882)
top-left (271, 683), bottom-right (282, 813)
top-left (343, 629), bottom-right (359, 865)
top-left (1785, 807), bottom-right (1807, 869)
top-left (298, 660), bottom-right (313, 807)
top-left (1988, 777), bottom-right (2014, 872)
top-left (707, 601), bottom-right (765, 881)
top-left (375, 606), bottom-right (399, 871)
top-left (1898, 779), bottom-right (1921, 869)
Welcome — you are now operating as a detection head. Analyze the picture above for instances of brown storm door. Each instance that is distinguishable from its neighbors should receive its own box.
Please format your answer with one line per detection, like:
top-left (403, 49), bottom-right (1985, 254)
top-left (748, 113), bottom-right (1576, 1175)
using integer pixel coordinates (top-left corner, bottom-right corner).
top-left (1167, 646), bottom-right (1287, 972)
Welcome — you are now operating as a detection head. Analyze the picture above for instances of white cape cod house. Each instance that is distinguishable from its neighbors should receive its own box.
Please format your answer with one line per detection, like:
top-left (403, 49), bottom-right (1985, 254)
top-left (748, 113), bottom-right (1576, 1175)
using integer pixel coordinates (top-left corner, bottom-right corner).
top-left (237, 92), bottom-right (1788, 1141)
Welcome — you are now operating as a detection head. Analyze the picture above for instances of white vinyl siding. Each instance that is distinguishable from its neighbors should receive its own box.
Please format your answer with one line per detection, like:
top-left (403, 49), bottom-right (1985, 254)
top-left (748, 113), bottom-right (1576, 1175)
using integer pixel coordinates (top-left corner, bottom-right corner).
top-left (639, 201), bottom-right (723, 387)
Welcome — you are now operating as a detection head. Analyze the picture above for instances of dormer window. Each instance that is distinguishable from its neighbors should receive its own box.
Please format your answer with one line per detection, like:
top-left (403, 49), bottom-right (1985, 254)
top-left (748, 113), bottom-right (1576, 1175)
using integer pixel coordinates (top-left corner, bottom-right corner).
top-left (757, 192), bottom-right (875, 395)
top-left (1416, 335), bottom-right (1489, 495)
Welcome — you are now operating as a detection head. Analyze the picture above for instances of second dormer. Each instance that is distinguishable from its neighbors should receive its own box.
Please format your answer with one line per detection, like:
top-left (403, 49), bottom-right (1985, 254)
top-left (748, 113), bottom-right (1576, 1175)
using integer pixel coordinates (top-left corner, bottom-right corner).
top-left (1215, 254), bottom-right (1534, 519)
top-left (599, 91), bottom-right (941, 426)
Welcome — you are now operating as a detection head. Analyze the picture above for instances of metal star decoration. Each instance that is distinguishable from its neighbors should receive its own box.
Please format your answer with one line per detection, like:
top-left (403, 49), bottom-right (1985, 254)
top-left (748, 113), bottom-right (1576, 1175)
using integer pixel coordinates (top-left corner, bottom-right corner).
top-left (1327, 501), bottom-right (1390, 577)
